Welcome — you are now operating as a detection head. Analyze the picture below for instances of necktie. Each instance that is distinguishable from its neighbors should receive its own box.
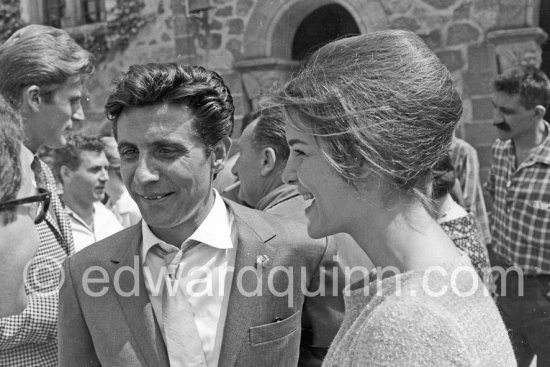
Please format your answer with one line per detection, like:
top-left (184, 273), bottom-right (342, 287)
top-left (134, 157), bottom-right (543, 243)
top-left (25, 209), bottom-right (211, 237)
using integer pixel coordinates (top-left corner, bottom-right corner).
top-left (161, 242), bottom-right (207, 367)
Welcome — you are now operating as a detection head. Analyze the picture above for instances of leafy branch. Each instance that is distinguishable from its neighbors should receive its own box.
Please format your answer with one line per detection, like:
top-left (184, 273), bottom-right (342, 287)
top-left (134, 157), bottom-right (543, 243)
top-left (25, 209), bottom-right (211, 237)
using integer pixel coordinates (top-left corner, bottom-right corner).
top-left (0, 0), bottom-right (26, 43)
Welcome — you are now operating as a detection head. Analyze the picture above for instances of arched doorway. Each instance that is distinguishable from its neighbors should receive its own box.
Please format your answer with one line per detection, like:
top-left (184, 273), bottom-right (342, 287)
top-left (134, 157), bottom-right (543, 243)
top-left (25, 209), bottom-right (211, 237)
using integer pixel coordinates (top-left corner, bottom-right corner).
top-left (292, 4), bottom-right (360, 61)
top-left (235, 0), bottom-right (387, 112)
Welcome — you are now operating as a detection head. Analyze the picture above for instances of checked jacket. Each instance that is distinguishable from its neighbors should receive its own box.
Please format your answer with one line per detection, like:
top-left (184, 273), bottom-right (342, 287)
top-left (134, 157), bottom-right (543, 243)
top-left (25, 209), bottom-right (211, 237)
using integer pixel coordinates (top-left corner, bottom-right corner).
top-left (0, 158), bottom-right (74, 366)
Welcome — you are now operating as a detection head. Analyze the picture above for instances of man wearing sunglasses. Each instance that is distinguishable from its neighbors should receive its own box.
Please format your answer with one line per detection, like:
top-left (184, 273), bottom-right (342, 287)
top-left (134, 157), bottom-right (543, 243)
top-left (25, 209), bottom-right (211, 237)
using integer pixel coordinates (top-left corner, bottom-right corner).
top-left (0, 98), bottom-right (47, 317)
top-left (0, 25), bottom-right (93, 366)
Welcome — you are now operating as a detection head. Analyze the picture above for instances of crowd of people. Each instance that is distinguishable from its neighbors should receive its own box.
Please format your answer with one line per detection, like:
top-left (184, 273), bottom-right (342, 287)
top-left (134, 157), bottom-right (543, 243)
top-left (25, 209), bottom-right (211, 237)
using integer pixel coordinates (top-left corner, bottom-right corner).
top-left (0, 23), bottom-right (548, 367)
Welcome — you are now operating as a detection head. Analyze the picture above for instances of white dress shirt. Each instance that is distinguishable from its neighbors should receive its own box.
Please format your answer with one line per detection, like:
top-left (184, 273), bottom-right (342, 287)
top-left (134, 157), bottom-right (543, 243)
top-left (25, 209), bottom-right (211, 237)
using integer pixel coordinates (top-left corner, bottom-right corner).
top-left (141, 191), bottom-right (237, 367)
top-left (67, 201), bottom-right (123, 252)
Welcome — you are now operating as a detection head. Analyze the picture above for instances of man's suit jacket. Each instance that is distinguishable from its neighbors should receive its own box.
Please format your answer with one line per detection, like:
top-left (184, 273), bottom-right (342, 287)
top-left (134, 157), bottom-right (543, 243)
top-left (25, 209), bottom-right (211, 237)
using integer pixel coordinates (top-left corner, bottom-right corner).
top-left (58, 200), bottom-right (344, 367)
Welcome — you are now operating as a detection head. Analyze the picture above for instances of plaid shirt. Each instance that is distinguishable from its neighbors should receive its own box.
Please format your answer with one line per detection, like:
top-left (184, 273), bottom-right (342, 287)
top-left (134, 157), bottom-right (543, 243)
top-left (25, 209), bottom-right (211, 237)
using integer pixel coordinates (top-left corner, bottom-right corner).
top-left (486, 128), bottom-right (550, 274)
top-left (0, 158), bottom-right (74, 366)
top-left (449, 138), bottom-right (492, 245)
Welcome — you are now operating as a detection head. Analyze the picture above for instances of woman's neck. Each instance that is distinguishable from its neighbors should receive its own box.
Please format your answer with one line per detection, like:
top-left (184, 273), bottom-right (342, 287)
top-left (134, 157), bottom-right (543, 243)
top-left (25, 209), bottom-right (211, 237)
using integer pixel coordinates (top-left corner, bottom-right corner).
top-left (349, 202), bottom-right (460, 274)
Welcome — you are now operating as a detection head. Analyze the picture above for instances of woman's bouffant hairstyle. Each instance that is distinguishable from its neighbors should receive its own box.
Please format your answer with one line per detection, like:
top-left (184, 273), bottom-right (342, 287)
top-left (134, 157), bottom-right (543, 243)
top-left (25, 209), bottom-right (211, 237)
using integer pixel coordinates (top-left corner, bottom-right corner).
top-left (0, 25), bottom-right (94, 108)
top-left (0, 95), bottom-right (24, 225)
top-left (105, 63), bottom-right (234, 154)
top-left (273, 30), bottom-right (463, 208)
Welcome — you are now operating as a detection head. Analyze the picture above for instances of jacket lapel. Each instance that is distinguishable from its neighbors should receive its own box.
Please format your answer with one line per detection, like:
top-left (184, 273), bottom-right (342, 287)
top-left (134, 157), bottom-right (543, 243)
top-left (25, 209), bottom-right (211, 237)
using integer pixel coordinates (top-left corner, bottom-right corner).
top-left (109, 223), bottom-right (170, 367)
top-left (38, 159), bottom-right (75, 254)
top-left (219, 201), bottom-right (276, 367)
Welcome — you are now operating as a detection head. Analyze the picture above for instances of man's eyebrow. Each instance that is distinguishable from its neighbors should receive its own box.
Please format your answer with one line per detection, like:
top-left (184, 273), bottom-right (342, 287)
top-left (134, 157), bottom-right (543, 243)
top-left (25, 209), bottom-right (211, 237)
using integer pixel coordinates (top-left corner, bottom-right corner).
top-left (117, 141), bottom-right (134, 150)
top-left (287, 138), bottom-right (308, 147)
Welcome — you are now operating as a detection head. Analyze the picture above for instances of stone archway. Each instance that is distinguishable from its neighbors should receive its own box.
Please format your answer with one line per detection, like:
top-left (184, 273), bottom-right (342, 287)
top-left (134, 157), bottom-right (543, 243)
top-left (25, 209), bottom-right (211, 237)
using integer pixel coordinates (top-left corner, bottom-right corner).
top-left (235, 0), bottom-right (389, 109)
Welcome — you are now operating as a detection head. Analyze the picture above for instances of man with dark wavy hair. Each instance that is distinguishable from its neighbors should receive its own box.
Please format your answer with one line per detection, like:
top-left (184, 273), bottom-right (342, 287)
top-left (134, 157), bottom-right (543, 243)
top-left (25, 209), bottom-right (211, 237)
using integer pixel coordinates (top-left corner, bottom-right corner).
top-left (53, 134), bottom-right (122, 252)
top-left (0, 25), bottom-right (93, 367)
top-left (487, 65), bottom-right (550, 366)
top-left (58, 63), bottom-right (344, 367)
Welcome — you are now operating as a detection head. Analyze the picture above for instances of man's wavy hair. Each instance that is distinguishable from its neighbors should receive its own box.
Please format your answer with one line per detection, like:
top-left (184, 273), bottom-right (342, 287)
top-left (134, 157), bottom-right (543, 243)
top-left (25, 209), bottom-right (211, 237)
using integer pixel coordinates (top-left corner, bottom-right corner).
top-left (493, 65), bottom-right (550, 110)
top-left (53, 134), bottom-right (105, 185)
top-left (0, 25), bottom-right (94, 108)
top-left (0, 95), bottom-right (24, 224)
top-left (273, 29), bottom-right (463, 210)
top-left (105, 63), bottom-right (234, 154)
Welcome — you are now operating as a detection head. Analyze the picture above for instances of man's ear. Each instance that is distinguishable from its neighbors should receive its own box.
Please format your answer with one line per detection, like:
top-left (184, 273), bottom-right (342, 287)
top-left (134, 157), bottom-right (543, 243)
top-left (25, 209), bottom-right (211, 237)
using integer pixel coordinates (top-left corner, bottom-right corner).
top-left (211, 136), bottom-right (232, 174)
top-left (260, 147), bottom-right (277, 177)
top-left (21, 86), bottom-right (42, 113)
top-left (534, 105), bottom-right (546, 119)
top-left (59, 165), bottom-right (72, 186)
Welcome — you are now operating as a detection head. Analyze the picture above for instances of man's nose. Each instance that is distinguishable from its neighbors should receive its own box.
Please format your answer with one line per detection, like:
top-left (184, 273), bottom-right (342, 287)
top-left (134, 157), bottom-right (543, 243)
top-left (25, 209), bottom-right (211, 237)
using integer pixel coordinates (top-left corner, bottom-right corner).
top-left (99, 167), bottom-right (109, 182)
top-left (134, 157), bottom-right (159, 184)
top-left (72, 104), bottom-right (85, 122)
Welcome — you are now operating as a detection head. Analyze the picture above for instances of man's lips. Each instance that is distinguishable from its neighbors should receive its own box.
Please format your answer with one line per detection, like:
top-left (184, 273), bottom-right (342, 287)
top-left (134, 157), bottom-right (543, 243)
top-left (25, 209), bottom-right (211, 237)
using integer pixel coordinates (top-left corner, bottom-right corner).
top-left (493, 121), bottom-right (511, 132)
top-left (137, 193), bottom-right (172, 200)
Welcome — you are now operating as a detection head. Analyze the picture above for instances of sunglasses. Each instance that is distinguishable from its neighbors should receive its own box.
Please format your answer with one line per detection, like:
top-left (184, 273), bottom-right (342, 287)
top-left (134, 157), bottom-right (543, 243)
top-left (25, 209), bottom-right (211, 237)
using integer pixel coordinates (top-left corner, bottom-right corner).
top-left (0, 187), bottom-right (51, 224)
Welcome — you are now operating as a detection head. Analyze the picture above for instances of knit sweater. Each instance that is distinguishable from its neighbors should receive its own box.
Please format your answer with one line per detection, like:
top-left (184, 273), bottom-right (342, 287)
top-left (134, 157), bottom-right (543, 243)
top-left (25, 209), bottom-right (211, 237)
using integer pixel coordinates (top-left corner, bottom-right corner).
top-left (323, 256), bottom-right (516, 366)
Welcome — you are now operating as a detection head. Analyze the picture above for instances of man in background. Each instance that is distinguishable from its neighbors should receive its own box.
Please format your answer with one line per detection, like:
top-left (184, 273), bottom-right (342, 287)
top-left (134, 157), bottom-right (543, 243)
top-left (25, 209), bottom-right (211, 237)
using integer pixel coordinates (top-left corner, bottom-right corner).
top-left (101, 136), bottom-right (141, 228)
top-left (449, 136), bottom-right (491, 246)
top-left (54, 134), bottom-right (122, 252)
top-left (231, 108), bottom-right (372, 285)
top-left (0, 25), bottom-right (93, 366)
top-left (487, 65), bottom-right (550, 366)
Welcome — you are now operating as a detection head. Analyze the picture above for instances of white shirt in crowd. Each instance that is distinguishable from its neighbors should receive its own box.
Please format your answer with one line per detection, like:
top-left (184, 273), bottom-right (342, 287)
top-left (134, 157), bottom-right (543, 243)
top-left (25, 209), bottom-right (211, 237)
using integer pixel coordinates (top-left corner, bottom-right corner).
top-left (106, 189), bottom-right (141, 228)
top-left (141, 191), bottom-right (237, 367)
top-left (67, 201), bottom-right (123, 252)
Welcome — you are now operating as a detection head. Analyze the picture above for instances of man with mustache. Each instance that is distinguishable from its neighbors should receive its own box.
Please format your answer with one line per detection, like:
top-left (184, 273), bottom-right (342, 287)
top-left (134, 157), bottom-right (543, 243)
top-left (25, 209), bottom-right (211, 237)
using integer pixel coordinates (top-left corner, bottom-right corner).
top-left (487, 65), bottom-right (550, 366)
top-left (0, 25), bottom-right (93, 366)
top-left (54, 134), bottom-right (122, 252)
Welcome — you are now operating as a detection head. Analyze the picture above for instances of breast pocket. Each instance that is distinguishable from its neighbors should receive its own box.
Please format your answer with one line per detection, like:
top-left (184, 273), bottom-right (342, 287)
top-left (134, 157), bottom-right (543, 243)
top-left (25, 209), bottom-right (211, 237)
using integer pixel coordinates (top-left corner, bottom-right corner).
top-left (249, 310), bottom-right (301, 346)
top-left (522, 201), bottom-right (550, 247)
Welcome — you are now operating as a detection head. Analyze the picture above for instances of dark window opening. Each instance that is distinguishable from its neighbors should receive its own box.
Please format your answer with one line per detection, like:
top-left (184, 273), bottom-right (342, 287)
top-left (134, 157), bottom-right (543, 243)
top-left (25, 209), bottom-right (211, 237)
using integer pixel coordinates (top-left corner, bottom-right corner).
top-left (43, 0), bottom-right (65, 28)
top-left (82, 0), bottom-right (103, 23)
top-left (292, 4), bottom-right (360, 61)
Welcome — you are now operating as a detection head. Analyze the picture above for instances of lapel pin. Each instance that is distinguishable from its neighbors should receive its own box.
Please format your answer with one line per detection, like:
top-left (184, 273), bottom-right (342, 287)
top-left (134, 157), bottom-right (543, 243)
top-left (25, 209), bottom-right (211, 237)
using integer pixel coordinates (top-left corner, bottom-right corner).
top-left (256, 254), bottom-right (271, 268)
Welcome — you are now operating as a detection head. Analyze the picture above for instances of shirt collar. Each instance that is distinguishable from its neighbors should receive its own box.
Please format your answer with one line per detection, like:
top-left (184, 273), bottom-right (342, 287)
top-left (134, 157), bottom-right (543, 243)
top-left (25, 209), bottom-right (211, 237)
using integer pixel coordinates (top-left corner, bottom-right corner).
top-left (141, 190), bottom-right (233, 262)
top-left (503, 121), bottom-right (550, 166)
top-left (21, 144), bottom-right (37, 188)
top-left (530, 121), bottom-right (550, 165)
top-left (66, 202), bottom-right (97, 231)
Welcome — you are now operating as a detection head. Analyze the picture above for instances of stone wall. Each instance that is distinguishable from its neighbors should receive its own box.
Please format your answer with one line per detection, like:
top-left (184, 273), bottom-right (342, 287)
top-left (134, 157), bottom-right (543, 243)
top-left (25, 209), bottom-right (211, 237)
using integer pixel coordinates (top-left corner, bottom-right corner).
top-left (77, 0), bottom-right (546, 180)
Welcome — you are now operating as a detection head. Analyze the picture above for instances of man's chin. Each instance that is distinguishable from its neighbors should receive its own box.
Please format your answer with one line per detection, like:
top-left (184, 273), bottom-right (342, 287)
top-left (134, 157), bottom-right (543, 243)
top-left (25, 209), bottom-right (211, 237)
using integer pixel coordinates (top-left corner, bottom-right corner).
top-left (496, 130), bottom-right (512, 141)
top-left (43, 137), bottom-right (66, 149)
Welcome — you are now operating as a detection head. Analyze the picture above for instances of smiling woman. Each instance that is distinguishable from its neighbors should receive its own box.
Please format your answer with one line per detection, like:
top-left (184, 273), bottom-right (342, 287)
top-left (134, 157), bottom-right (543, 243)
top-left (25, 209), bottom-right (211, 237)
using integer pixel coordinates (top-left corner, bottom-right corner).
top-left (273, 29), bottom-right (516, 366)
